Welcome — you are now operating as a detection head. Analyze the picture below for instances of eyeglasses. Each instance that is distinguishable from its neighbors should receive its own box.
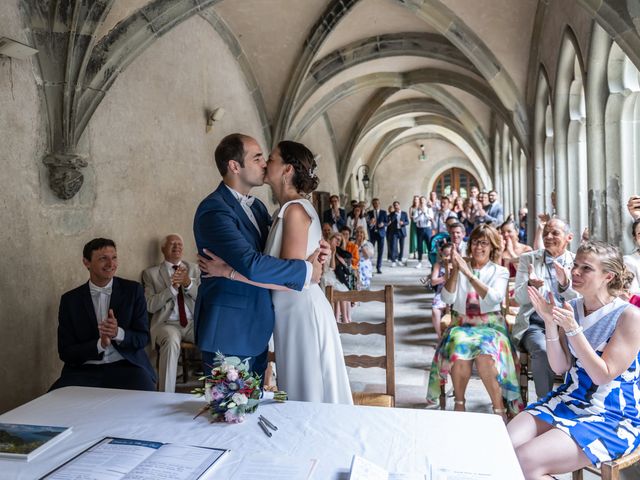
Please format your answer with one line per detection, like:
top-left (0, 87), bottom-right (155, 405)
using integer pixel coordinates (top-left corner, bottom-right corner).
top-left (471, 240), bottom-right (491, 247)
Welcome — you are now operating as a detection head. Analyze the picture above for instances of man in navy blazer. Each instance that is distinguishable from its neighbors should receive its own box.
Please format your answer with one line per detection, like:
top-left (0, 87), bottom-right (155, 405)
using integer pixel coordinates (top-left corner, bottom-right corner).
top-left (193, 133), bottom-right (322, 378)
top-left (367, 198), bottom-right (388, 274)
top-left (322, 194), bottom-right (346, 232)
top-left (388, 201), bottom-right (409, 266)
top-left (50, 238), bottom-right (156, 391)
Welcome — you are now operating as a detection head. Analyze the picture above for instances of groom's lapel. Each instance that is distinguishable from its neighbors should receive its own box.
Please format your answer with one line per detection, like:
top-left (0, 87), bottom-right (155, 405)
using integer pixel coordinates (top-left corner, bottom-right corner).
top-left (217, 182), bottom-right (262, 246)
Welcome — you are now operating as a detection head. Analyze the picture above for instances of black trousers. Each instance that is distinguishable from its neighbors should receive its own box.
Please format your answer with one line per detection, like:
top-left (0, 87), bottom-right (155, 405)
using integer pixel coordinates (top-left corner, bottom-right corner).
top-left (50, 360), bottom-right (156, 392)
top-left (370, 232), bottom-right (385, 270)
top-left (415, 227), bottom-right (430, 261)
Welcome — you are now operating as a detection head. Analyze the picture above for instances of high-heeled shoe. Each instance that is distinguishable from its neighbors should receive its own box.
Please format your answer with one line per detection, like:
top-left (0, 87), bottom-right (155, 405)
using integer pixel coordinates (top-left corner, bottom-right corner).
top-left (493, 407), bottom-right (508, 423)
top-left (453, 400), bottom-right (465, 412)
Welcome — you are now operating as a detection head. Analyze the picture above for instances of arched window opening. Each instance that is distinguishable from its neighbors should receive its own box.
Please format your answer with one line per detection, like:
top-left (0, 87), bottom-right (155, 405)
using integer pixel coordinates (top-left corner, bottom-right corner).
top-left (432, 168), bottom-right (479, 198)
top-left (544, 102), bottom-right (555, 214)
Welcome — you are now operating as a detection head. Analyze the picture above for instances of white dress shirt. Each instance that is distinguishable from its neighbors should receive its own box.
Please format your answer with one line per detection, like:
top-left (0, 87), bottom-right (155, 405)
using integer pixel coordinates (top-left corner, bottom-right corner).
top-left (225, 184), bottom-right (260, 233)
top-left (86, 279), bottom-right (125, 364)
top-left (164, 261), bottom-right (194, 322)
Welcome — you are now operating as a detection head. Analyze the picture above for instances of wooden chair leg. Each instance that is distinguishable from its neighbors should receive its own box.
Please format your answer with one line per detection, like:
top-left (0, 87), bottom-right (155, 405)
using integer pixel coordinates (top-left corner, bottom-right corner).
top-left (601, 462), bottom-right (618, 480)
top-left (439, 383), bottom-right (446, 410)
top-left (572, 469), bottom-right (583, 480)
top-left (181, 348), bottom-right (189, 383)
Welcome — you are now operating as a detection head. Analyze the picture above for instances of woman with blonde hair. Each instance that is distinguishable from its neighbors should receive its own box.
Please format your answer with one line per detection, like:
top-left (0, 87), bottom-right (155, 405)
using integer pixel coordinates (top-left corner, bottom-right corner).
top-left (509, 240), bottom-right (640, 479)
top-left (426, 224), bottom-right (522, 418)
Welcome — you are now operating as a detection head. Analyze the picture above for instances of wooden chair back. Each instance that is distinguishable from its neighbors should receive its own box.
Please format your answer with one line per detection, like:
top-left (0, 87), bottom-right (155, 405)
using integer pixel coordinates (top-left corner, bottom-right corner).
top-left (572, 446), bottom-right (640, 480)
top-left (326, 285), bottom-right (395, 407)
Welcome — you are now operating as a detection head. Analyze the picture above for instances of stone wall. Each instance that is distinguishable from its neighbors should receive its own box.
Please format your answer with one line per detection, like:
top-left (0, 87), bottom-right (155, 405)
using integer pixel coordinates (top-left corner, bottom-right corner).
top-left (0, 8), bottom-right (330, 413)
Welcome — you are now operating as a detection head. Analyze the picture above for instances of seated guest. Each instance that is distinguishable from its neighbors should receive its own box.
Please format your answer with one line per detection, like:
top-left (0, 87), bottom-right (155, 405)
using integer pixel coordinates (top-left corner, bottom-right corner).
top-left (430, 241), bottom-right (453, 339)
top-left (624, 218), bottom-right (640, 306)
top-left (511, 217), bottom-right (578, 399)
top-left (499, 218), bottom-right (533, 277)
top-left (323, 194), bottom-right (346, 232)
top-left (50, 238), bottom-right (156, 391)
top-left (142, 234), bottom-right (200, 392)
top-left (339, 225), bottom-right (360, 270)
top-left (426, 224), bottom-right (522, 418)
top-left (508, 241), bottom-right (640, 478)
top-left (321, 222), bottom-right (333, 242)
top-left (323, 233), bottom-right (352, 322)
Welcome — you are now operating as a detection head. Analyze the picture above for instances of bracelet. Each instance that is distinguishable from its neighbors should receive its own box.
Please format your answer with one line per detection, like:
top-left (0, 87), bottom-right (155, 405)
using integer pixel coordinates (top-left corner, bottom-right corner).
top-left (228, 269), bottom-right (236, 280)
top-left (565, 325), bottom-right (583, 337)
top-left (545, 335), bottom-right (560, 342)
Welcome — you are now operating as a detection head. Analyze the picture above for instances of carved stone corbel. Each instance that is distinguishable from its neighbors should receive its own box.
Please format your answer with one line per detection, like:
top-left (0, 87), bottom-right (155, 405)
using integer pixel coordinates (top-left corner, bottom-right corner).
top-left (43, 153), bottom-right (88, 200)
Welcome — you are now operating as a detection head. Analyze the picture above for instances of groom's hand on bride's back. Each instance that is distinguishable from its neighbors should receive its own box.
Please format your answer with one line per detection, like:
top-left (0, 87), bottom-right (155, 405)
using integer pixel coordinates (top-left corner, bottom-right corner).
top-left (307, 249), bottom-right (323, 284)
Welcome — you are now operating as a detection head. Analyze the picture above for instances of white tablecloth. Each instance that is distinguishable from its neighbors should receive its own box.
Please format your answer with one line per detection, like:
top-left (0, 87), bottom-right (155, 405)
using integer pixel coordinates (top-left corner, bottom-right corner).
top-left (0, 387), bottom-right (523, 479)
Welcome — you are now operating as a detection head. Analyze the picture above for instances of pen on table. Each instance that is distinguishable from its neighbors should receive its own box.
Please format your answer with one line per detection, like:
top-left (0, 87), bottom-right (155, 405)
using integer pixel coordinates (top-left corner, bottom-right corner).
top-left (259, 415), bottom-right (278, 431)
top-left (258, 417), bottom-right (272, 437)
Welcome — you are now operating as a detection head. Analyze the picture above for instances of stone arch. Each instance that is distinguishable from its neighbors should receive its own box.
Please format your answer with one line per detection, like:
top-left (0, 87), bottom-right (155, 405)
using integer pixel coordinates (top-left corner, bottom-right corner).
top-left (533, 66), bottom-right (551, 216)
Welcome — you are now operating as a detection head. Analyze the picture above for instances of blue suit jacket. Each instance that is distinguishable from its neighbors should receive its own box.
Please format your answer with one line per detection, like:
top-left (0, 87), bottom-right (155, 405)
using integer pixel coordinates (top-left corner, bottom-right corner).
top-left (193, 182), bottom-right (307, 356)
top-left (367, 209), bottom-right (388, 238)
top-left (57, 277), bottom-right (156, 382)
top-left (388, 211), bottom-right (409, 237)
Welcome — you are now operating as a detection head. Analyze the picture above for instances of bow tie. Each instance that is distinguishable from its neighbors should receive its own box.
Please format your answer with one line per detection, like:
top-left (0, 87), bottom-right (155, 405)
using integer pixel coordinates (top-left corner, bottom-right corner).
top-left (240, 195), bottom-right (255, 208)
top-left (544, 253), bottom-right (564, 266)
top-left (90, 284), bottom-right (112, 296)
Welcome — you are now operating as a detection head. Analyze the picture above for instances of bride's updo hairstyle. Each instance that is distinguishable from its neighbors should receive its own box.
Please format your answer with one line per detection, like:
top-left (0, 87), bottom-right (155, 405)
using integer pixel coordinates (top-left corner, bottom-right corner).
top-left (278, 140), bottom-right (320, 194)
top-left (577, 240), bottom-right (634, 296)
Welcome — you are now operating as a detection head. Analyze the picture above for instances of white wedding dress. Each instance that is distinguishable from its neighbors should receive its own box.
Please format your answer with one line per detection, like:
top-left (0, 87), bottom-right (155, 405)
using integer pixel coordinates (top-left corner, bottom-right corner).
top-left (264, 199), bottom-right (353, 404)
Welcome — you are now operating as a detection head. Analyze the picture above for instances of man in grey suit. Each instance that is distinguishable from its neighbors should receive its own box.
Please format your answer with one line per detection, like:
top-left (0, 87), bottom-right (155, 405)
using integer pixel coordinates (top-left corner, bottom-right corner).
top-left (512, 218), bottom-right (578, 398)
top-left (142, 234), bottom-right (200, 392)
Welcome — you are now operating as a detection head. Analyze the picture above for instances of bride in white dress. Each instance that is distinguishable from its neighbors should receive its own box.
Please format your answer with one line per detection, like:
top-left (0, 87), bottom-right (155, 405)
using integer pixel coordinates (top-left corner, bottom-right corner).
top-left (201, 141), bottom-right (352, 404)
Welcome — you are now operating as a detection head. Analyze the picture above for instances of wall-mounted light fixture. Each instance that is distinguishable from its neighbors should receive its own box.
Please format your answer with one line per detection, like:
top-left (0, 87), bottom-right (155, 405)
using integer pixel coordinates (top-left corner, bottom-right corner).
top-left (206, 107), bottom-right (225, 133)
top-left (0, 37), bottom-right (38, 59)
top-left (418, 144), bottom-right (427, 162)
top-left (356, 164), bottom-right (370, 190)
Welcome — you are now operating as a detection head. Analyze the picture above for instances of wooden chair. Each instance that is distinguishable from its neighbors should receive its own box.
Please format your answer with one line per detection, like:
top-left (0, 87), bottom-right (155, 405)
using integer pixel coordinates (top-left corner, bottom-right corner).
top-left (155, 340), bottom-right (200, 387)
top-left (326, 285), bottom-right (395, 407)
top-left (572, 447), bottom-right (640, 480)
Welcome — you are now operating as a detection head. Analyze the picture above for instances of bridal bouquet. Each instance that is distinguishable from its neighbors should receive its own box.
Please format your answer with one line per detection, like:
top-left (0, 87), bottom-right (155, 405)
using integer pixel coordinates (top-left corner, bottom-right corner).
top-left (193, 353), bottom-right (285, 423)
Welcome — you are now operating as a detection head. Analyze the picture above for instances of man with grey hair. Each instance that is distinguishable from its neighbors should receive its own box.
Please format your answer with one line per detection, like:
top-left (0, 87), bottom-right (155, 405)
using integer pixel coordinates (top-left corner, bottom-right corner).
top-left (512, 217), bottom-right (578, 398)
top-left (142, 234), bottom-right (200, 392)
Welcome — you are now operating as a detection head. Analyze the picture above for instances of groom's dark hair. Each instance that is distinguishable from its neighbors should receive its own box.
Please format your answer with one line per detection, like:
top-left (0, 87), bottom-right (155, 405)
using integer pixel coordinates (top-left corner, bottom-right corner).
top-left (215, 133), bottom-right (251, 176)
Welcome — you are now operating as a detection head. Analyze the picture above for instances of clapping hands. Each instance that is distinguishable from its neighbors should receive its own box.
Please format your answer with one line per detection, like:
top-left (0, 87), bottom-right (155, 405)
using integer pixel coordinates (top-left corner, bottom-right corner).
top-left (99, 309), bottom-right (118, 348)
top-left (527, 264), bottom-right (544, 288)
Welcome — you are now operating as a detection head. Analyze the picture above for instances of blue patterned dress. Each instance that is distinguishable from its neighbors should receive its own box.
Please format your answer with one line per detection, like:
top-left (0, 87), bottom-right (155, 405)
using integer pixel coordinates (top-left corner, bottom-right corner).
top-left (526, 297), bottom-right (640, 466)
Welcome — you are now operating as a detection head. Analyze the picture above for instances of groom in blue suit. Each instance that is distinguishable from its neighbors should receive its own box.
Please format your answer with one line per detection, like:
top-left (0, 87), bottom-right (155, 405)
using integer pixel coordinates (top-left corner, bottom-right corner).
top-left (193, 133), bottom-right (322, 378)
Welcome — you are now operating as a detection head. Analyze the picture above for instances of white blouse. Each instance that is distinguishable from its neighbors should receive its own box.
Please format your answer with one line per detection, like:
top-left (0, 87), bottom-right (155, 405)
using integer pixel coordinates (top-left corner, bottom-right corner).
top-left (441, 261), bottom-right (509, 314)
top-left (623, 250), bottom-right (640, 295)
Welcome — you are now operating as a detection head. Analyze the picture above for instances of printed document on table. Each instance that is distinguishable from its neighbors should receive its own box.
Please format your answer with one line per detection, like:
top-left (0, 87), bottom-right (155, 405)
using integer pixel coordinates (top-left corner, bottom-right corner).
top-left (42, 437), bottom-right (227, 480)
top-left (229, 454), bottom-right (317, 479)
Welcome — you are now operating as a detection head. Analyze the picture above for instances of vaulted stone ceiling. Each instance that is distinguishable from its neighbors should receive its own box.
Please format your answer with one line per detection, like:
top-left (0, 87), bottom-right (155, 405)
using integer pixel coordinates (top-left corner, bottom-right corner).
top-left (21, 0), bottom-right (640, 199)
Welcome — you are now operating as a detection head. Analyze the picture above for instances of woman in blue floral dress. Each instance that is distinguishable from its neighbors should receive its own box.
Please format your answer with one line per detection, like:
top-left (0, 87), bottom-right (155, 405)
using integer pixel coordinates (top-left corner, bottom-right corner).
top-left (508, 241), bottom-right (640, 478)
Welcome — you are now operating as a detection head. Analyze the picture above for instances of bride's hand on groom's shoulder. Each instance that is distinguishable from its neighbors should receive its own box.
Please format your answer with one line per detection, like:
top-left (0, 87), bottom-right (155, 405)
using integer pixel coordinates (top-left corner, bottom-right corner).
top-left (198, 248), bottom-right (231, 278)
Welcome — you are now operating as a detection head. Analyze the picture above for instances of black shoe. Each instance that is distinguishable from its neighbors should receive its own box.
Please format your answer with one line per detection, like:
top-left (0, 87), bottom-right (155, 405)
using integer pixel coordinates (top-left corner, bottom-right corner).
top-left (376, 269), bottom-right (383, 274)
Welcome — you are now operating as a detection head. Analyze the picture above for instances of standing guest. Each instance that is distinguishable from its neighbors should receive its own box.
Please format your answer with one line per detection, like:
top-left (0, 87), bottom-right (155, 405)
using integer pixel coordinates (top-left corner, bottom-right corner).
top-left (434, 196), bottom-right (455, 233)
top-left (518, 207), bottom-right (528, 244)
top-left (430, 242), bottom-right (453, 339)
top-left (323, 194), bottom-right (347, 232)
top-left (50, 238), bottom-right (156, 391)
top-left (142, 234), bottom-right (200, 393)
top-left (386, 204), bottom-right (395, 262)
top-left (459, 198), bottom-right (475, 237)
top-left (471, 192), bottom-right (491, 226)
top-left (468, 185), bottom-right (480, 203)
top-left (452, 196), bottom-right (464, 216)
top-left (450, 190), bottom-right (459, 204)
top-left (447, 221), bottom-right (468, 255)
top-left (511, 218), bottom-right (578, 398)
top-left (484, 190), bottom-right (504, 225)
top-left (409, 195), bottom-right (420, 260)
top-left (340, 225), bottom-right (360, 270)
top-left (412, 196), bottom-right (434, 269)
top-left (508, 241), bottom-right (640, 478)
top-left (367, 198), bottom-right (388, 274)
top-left (347, 204), bottom-right (368, 240)
top-left (388, 201), bottom-right (409, 267)
top-left (499, 219), bottom-right (533, 278)
top-left (426, 225), bottom-right (522, 418)
top-left (348, 199), bottom-right (358, 216)
top-left (429, 191), bottom-right (440, 211)
top-left (322, 222), bottom-right (333, 242)
top-left (354, 226), bottom-right (374, 290)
